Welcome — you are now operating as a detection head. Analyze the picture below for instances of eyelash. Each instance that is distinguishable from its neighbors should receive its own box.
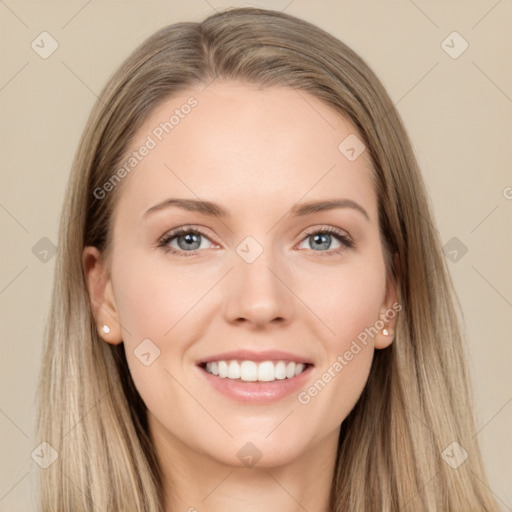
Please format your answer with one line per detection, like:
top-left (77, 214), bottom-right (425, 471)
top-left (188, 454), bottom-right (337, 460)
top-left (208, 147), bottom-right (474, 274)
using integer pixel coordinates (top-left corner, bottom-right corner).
top-left (157, 225), bottom-right (354, 258)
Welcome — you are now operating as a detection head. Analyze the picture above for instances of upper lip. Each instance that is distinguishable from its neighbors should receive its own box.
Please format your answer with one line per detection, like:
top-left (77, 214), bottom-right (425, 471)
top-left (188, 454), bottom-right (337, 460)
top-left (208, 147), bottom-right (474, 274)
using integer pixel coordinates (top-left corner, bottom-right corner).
top-left (197, 349), bottom-right (314, 366)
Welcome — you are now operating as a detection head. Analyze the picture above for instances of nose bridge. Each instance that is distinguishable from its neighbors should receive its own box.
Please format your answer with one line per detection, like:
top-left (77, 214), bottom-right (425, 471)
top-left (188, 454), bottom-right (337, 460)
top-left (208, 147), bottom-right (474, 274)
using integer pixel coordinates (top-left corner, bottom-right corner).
top-left (224, 235), bottom-right (294, 326)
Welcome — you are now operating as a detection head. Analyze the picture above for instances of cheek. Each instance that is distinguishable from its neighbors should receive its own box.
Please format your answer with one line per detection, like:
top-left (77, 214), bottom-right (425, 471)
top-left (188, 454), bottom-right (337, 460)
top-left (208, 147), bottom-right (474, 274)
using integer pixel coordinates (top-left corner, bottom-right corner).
top-left (267, 254), bottom-right (383, 414)
top-left (111, 252), bottom-right (198, 344)
top-left (304, 257), bottom-right (387, 349)
top-left (110, 251), bottom-right (210, 397)
top-left (297, 257), bottom-right (386, 413)
top-left (298, 301), bottom-right (382, 434)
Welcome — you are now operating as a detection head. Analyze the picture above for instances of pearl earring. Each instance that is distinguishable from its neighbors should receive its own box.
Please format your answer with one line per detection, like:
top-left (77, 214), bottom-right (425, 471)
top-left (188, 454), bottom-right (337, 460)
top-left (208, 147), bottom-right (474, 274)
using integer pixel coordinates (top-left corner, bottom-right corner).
top-left (383, 328), bottom-right (391, 336)
top-left (102, 325), bottom-right (111, 334)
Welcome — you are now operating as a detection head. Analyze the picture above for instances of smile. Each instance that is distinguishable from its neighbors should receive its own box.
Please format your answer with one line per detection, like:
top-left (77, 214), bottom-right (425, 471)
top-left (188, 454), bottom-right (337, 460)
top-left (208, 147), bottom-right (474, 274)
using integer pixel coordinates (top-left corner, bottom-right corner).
top-left (203, 360), bottom-right (309, 382)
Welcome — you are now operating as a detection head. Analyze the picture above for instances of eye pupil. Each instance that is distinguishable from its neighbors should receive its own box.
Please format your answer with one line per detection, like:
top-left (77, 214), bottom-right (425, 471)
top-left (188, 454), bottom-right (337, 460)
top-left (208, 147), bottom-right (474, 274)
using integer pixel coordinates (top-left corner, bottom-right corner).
top-left (178, 232), bottom-right (201, 250)
top-left (311, 233), bottom-right (331, 250)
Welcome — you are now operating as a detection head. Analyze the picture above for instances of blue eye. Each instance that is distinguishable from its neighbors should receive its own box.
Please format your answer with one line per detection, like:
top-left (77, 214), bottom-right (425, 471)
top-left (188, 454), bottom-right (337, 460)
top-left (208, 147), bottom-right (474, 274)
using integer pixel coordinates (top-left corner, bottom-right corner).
top-left (158, 225), bottom-right (353, 257)
top-left (298, 226), bottom-right (353, 255)
top-left (158, 227), bottom-right (213, 257)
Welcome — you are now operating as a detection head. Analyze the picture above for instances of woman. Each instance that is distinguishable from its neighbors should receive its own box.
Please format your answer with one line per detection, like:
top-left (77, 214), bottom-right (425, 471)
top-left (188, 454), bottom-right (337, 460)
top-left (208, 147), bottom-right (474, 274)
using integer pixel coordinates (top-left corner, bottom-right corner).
top-left (36, 7), bottom-right (500, 511)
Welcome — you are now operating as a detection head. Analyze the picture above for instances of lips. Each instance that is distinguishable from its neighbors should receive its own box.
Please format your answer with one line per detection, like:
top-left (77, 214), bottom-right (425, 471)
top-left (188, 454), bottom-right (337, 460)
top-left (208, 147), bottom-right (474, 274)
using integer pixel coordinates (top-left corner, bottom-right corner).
top-left (198, 355), bottom-right (315, 403)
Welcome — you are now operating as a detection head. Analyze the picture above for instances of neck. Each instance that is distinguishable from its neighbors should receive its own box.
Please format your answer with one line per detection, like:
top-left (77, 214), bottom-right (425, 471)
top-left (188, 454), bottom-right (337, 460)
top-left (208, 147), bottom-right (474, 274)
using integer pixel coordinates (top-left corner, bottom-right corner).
top-left (149, 418), bottom-right (339, 512)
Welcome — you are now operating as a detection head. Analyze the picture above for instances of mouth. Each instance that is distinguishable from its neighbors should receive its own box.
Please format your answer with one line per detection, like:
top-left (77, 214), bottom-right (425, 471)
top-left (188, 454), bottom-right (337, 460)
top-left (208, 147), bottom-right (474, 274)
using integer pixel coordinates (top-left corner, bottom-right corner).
top-left (196, 350), bottom-right (315, 403)
top-left (198, 359), bottom-right (313, 383)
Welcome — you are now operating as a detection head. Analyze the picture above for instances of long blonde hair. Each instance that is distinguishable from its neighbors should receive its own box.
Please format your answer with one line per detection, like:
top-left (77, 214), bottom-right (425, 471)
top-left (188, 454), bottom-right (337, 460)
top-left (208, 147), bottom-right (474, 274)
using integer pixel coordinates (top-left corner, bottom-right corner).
top-left (37, 7), bottom-right (499, 511)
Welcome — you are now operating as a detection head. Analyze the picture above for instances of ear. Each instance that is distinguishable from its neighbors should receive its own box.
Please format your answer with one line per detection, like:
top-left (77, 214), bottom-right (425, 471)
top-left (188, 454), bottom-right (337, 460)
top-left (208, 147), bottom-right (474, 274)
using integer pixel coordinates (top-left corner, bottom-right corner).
top-left (82, 246), bottom-right (123, 345)
top-left (374, 252), bottom-right (401, 350)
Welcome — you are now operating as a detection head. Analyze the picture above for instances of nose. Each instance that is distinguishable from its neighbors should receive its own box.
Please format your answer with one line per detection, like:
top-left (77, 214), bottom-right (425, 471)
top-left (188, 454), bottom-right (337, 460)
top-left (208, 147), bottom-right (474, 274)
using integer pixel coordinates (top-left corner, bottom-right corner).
top-left (223, 244), bottom-right (295, 329)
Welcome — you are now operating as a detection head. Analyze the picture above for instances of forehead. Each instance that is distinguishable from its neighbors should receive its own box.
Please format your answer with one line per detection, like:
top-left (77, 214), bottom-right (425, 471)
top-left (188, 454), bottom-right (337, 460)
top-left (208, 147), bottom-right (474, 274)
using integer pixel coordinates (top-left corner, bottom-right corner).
top-left (113, 81), bottom-right (377, 224)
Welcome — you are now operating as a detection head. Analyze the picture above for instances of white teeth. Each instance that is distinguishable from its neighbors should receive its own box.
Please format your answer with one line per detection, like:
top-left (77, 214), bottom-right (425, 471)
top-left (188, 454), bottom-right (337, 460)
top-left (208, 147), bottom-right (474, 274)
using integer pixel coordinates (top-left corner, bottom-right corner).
top-left (227, 361), bottom-right (240, 379)
top-left (240, 361), bottom-right (258, 381)
top-left (218, 361), bottom-right (228, 378)
top-left (275, 361), bottom-right (287, 380)
top-left (257, 361), bottom-right (275, 382)
top-left (204, 360), bottom-right (308, 382)
top-left (295, 363), bottom-right (305, 376)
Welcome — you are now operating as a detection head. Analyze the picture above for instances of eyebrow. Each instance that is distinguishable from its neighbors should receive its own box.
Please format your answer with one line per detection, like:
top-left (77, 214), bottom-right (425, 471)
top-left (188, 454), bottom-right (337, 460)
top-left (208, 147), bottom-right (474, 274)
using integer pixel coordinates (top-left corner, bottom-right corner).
top-left (143, 197), bottom-right (370, 222)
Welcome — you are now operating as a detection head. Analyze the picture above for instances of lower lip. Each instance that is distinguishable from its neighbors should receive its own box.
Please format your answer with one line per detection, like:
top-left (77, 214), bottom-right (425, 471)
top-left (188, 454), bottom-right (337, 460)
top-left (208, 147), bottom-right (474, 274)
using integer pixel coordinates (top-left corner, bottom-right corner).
top-left (198, 364), bottom-right (314, 403)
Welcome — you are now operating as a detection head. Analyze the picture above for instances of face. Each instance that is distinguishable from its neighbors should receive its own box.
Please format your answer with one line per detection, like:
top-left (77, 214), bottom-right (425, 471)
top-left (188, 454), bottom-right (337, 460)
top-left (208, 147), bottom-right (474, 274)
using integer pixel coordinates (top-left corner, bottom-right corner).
top-left (84, 81), bottom-right (398, 469)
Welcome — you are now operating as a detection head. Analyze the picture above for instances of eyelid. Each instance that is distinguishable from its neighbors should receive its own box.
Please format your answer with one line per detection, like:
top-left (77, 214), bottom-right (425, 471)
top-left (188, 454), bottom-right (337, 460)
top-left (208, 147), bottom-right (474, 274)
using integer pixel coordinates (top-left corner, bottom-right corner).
top-left (299, 225), bottom-right (352, 244)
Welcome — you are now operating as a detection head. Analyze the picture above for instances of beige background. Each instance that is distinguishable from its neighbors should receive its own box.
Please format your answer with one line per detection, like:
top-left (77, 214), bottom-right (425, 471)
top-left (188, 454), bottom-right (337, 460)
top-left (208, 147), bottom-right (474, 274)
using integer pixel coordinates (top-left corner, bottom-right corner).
top-left (1, 1), bottom-right (511, 510)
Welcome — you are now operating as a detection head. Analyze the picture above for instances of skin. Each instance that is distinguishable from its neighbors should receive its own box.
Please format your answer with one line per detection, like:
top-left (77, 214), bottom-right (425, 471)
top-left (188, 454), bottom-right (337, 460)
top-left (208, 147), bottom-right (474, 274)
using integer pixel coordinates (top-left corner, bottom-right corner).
top-left (83, 81), bottom-right (398, 512)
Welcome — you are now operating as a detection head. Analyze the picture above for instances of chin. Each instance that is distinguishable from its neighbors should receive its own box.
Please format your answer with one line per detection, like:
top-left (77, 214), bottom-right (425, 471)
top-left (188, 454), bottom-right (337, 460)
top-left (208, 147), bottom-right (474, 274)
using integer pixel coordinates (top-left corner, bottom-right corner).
top-left (204, 432), bottom-right (314, 470)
